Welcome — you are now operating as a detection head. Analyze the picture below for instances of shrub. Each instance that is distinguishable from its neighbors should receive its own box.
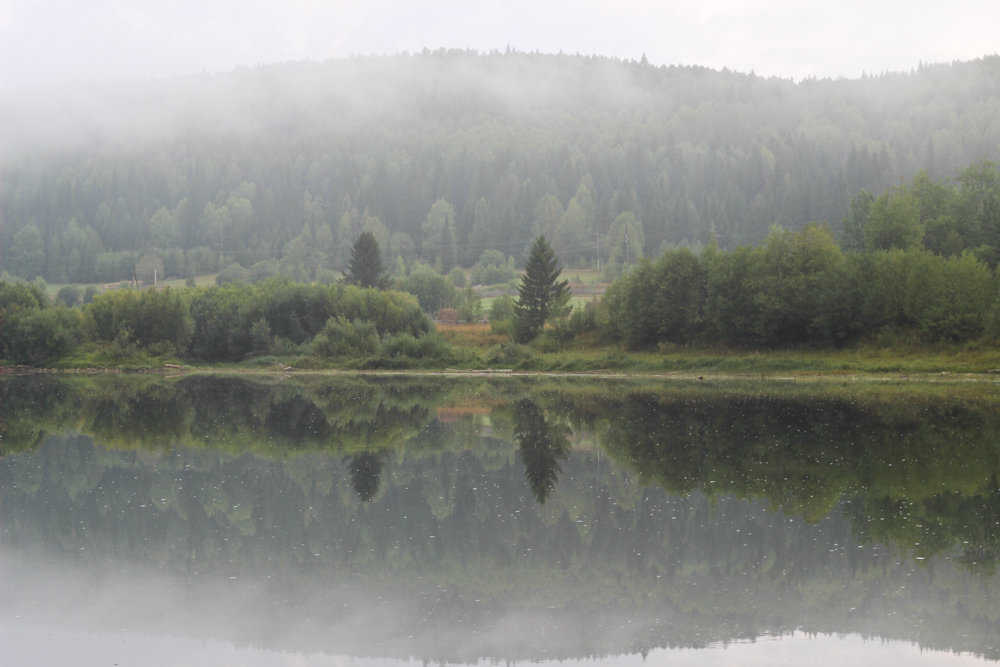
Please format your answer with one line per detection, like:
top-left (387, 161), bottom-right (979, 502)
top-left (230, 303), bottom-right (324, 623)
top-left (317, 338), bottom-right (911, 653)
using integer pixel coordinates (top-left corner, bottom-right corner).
top-left (310, 316), bottom-right (380, 358)
top-left (488, 294), bottom-right (515, 328)
top-left (3, 307), bottom-right (83, 364)
top-left (486, 342), bottom-right (534, 367)
top-left (380, 331), bottom-right (452, 361)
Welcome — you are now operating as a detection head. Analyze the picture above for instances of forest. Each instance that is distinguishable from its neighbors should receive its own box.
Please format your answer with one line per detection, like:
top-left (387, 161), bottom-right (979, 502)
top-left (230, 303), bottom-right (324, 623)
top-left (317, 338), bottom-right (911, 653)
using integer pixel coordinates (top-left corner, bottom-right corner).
top-left (2, 51), bottom-right (1000, 285)
top-left (4, 180), bottom-right (1000, 366)
top-left (3, 52), bottom-right (1000, 366)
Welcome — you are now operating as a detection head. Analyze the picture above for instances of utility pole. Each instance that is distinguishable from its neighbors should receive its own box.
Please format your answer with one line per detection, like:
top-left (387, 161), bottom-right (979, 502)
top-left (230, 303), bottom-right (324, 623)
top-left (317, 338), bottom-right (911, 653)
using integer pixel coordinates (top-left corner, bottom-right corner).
top-left (596, 226), bottom-right (601, 272)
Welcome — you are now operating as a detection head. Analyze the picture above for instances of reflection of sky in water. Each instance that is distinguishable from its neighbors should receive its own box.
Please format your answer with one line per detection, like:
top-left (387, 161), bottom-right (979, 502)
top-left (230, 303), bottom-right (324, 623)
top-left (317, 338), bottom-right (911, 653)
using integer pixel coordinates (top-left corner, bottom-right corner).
top-left (2, 627), bottom-right (992, 666)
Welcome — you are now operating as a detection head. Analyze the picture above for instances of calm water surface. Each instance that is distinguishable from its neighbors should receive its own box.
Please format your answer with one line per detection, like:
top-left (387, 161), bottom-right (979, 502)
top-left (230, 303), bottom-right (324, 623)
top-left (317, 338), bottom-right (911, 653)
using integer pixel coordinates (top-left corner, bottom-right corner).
top-left (1, 374), bottom-right (998, 665)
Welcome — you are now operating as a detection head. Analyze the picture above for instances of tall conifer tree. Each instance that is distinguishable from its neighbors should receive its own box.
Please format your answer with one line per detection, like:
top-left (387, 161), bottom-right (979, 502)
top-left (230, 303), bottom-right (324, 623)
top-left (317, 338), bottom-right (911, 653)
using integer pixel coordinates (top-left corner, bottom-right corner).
top-left (343, 232), bottom-right (388, 289)
top-left (513, 235), bottom-right (570, 342)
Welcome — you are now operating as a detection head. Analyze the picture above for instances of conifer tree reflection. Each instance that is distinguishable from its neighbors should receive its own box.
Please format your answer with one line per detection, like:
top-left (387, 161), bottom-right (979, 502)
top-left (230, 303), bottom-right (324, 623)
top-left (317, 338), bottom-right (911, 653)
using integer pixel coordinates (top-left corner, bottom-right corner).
top-left (347, 452), bottom-right (385, 502)
top-left (513, 398), bottom-right (570, 504)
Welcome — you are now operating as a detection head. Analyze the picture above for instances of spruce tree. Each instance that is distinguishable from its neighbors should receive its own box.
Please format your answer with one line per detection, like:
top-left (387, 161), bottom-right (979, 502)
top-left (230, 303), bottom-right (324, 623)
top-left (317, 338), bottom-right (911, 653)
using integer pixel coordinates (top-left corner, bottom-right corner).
top-left (513, 235), bottom-right (570, 342)
top-left (343, 232), bottom-right (388, 289)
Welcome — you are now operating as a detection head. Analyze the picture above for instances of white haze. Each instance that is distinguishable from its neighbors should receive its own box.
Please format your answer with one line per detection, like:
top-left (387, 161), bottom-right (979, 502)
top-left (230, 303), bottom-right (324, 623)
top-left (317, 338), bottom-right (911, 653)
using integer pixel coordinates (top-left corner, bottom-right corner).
top-left (0, 53), bottom-right (665, 163)
top-left (1, 0), bottom-right (999, 93)
top-left (2, 548), bottom-right (992, 666)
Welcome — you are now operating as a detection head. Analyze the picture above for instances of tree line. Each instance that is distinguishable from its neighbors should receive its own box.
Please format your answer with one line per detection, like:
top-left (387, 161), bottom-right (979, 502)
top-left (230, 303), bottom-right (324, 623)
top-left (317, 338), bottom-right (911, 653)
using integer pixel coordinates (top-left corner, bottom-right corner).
top-left (3, 51), bottom-right (1000, 285)
top-left (0, 230), bottom-right (569, 364)
top-left (600, 225), bottom-right (998, 349)
top-left (4, 162), bottom-right (1000, 364)
top-left (598, 163), bottom-right (1000, 349)
top-left (0, 275), bottom-right (438, 365)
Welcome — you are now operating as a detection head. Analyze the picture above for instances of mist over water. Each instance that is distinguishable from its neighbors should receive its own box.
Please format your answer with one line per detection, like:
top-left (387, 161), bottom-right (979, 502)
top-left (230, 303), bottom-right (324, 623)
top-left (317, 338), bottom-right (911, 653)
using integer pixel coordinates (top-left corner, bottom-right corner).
top-left (2, 375), bottom-right (999, 665)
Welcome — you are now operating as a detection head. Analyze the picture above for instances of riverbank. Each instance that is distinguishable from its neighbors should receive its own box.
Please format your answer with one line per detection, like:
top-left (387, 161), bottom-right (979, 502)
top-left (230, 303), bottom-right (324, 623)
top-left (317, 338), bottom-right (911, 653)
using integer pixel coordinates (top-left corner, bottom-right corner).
top-left (12, 337), bottom-right (1000, 381)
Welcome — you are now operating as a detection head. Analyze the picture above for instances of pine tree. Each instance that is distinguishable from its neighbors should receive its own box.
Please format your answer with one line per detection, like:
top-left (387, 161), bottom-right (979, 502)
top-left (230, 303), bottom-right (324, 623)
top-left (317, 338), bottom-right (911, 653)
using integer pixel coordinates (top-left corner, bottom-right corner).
top-left (343, 232), bottom-right (388, 288)
top-left (513, 235), bottom-right (570, 342)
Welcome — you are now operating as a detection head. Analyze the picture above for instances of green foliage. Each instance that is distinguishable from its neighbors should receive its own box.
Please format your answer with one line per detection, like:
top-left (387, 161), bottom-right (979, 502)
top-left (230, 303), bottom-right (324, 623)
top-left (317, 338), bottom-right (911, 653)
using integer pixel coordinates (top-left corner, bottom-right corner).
top-left (55, 285), bottom-right (82, 308)
top-left (3, 306), bottom-right (83, 364)
top-left (0, 279), bottom-right (48, 316)
top-left (549, 300), bottom-right (599, 344)
top-left (841, 190), bottom-right (875, 252)
top-left (344, 232), bottom-right (388, 289)
top-left (607, 211), bottom-right (644, 268)
top-left (399, 264), bottom-right (457, 313)
top-left (6, 54), bottom-right (1000, 289)
top-left (216, 262), bottom-right (250, 285)
top-left (249, 259), bottom-right (281, 284)
top-left (9, 225), bottom-right (45, 280)
top-left (446, 267), bottom-right (466, 288)
top-left (485, 342), bottom-right (534, 366)
top-left (135, 252), bottom-right (165, 284)
top-left (0, 280), bottom-right (76, 364)
top-left (82, 285), bottom-right (99, 304)
top-left (471, 250), bottom-right (516, 285)
top-left (422, 199), bottom-right (458, 272)
top-left (865, 187), bottom-right (924, 250)
top-left (603, 223), bottom-right (998, 350)
top-left (374, 331), bottom-right (454, 367)
top-left (310, 316), bottom-right (380, 358)
top-left (513, 236), bottom-right (570, 343)
top-left (488, 294), bottom-right (515, 323)
top-left (185, 279), bottom-right (431, 362)
top-left (85, 287), bottom-right (193, 354)
top-left (455, 286), bottom-right (482, 323)
top-left (187, 283), bottom-right (254, 360)
top-left (903, 251), bottom-right (994, 341)
top-left (612, 247), bottom-right (708, 349)
top-left (249, 316), bottom-right (273, 354)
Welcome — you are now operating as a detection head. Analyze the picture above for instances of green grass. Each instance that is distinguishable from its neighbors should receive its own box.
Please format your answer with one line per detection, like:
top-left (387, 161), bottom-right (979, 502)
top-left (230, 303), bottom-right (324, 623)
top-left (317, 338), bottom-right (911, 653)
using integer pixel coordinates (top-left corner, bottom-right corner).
top-left (499, 341), bottom-right (1000, 377)
top-left (23, 336), bottom-right (1000, 378)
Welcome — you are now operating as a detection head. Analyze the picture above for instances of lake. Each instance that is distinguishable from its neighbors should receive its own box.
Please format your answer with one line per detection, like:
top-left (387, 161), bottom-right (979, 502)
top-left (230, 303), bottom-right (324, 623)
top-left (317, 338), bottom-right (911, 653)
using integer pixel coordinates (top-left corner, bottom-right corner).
top-left (1, 373), bottom-right (999, 665)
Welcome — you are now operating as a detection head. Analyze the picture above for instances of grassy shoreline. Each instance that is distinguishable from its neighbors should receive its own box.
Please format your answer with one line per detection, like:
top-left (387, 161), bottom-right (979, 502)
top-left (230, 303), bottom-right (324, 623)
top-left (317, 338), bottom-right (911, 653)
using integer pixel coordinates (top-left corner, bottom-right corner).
top-left (11, 339), bottom-right (1000, 382)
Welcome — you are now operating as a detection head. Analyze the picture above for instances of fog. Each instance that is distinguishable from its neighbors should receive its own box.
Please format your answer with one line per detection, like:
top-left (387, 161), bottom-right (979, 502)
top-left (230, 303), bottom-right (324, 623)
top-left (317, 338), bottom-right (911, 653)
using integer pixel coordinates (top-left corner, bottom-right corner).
top-left (0, 546), bottom-right (672, 663)
top-left (0, 52), bottom-right (668, 163)
top-left (5, 48), bottom-right (997, 167)
top-left (3, 1), bottom-right (999, 91)
top-left (3, 547), bottom-right (992, 667)
top-left (4, 51), bottom-right (998, 270)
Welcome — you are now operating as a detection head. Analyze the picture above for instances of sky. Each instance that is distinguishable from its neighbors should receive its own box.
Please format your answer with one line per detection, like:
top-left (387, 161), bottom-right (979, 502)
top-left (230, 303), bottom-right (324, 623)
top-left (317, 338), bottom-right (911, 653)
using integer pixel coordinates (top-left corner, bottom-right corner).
top-left (0, 0), bottom-right (998, 92)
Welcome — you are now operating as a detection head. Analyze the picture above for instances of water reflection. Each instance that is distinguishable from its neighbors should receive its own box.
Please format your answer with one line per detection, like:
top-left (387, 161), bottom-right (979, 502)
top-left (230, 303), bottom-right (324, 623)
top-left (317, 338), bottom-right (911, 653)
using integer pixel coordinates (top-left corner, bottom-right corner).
top-left (347, 451), bottom-right (386, 501)
top-left (1, 374), bottom-right (999, 664)
top-left (513, 398), bottom-right (570, 503)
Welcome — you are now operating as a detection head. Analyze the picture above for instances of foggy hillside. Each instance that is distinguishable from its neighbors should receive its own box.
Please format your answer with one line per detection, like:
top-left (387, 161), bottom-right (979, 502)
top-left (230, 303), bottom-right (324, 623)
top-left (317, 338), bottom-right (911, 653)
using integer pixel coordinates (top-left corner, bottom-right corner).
top-left (2, 50), bottom-right (999, 283)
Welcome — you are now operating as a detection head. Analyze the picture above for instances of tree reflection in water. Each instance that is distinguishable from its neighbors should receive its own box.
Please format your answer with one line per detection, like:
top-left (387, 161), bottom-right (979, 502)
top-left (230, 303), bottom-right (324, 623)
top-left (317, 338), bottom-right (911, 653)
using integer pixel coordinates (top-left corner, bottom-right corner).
top-left (3, 375), bottom-right (1000, 663)
top-left (512, 398), bottom-right (570, 504)
top-left (347, 452), bottom-right (385, 502)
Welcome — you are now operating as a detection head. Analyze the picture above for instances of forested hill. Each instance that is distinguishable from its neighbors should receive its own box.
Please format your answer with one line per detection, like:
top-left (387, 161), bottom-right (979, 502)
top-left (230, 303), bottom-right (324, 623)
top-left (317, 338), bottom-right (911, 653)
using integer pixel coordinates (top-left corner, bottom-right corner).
top-left (2, 50), bottom-right (1000, 283)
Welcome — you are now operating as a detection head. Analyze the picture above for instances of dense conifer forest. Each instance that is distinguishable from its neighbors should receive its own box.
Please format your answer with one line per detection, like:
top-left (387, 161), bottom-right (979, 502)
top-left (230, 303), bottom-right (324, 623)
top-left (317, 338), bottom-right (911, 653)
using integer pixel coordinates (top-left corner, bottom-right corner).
top-left (3, 51), bottom-right (1000, 284)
